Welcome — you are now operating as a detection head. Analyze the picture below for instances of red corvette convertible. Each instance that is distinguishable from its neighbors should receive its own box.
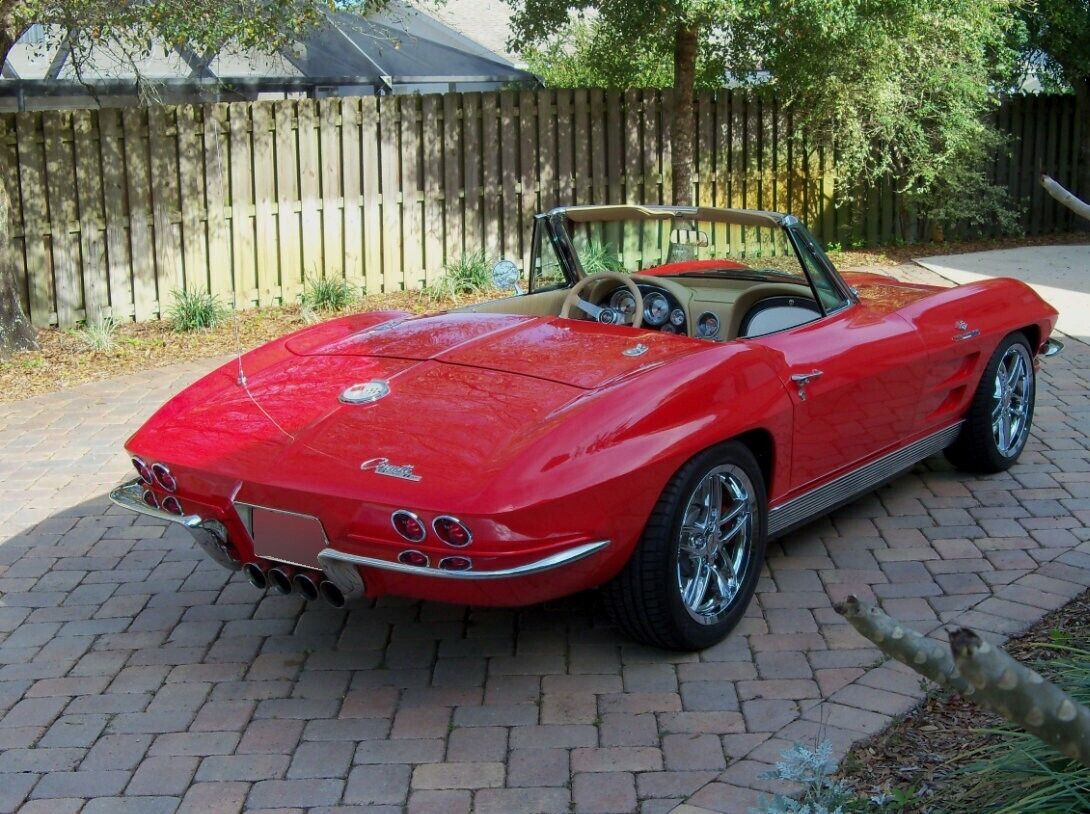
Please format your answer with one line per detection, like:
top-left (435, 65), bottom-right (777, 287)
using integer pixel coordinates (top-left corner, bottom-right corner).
top-left (112, 205), bottom-right (1061, 650)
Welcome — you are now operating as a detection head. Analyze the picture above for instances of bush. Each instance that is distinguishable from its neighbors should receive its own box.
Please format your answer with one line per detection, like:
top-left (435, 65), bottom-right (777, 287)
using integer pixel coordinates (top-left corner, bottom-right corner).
top-left (424, 252), bottom-right (493, 302)
top-left (168, 289), bottom-right (227, 332)
top-left (78, 318), bottom-right (117, 352)
top-left (300, 276), bottom-right (358, 312)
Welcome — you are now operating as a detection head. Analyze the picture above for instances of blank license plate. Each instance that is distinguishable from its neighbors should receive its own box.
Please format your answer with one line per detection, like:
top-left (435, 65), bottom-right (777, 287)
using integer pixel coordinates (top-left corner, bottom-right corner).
top-left (249, 506), bottom-right (327, 569)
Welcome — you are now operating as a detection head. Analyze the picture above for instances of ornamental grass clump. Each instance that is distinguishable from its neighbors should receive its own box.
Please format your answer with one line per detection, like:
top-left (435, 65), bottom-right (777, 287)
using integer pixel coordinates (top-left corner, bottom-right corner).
top-left (300, 275), bottom-right (358, 312)
top-left (424, 251), bottom-right (493, 302)
top-left (168, 288), bottom-right (227, 332)
top-left (78, 318), bottom-right (118, 352)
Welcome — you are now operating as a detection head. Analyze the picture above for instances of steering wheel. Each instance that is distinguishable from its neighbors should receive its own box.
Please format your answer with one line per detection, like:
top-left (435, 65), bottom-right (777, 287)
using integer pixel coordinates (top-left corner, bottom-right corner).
top-left (559, 271), bottom-right (644, 329)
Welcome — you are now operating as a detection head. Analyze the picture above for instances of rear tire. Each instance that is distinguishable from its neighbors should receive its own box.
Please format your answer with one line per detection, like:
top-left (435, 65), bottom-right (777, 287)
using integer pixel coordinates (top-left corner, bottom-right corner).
top-left (603, 441), bottom-right (767, 651)
top-left (945, 332), bottom-right (1035, 473)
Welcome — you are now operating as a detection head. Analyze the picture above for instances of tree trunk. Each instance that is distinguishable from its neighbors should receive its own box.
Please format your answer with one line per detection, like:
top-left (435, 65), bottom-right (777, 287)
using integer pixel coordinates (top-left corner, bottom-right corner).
top-left (0, 28), bottom-right (38, 358)
top-left (1076, 76), bottom-right (1090, 232)
top-left (1042, 174), bottom-right (1090, 222)
top-left (670, 26), bottom-right (698, 207)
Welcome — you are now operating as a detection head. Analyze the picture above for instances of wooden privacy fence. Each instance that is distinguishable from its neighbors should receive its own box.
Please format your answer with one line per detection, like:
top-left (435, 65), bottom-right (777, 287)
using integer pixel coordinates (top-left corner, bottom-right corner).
top-left (0, 90), bottom-right (1082, 328)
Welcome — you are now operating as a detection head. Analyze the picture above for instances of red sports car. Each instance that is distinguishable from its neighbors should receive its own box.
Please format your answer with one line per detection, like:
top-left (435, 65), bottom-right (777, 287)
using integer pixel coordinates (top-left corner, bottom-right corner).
top-left (112, 205), bottom-right (1061, 650)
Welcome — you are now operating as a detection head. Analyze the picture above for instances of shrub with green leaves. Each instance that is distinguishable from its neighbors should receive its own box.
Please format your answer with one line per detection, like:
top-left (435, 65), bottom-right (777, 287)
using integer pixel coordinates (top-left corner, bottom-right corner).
top-left (300, 276), bottom-right (358, 312)
top-left (168, 289), bottom-right (227, 332)
top-left (424, 252), bottom-right (494, 303)
top-left (78, 318), bottom-right (117, 352)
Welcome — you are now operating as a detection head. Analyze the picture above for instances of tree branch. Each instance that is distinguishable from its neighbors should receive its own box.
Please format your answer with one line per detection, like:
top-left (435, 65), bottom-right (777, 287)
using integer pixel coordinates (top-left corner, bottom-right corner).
top-left (834, 595), bottom-right (973, 695)
top-left (1041, 174), bottom-right (1090, 222)
top-left (951, 628), bottom-right (1090, 769)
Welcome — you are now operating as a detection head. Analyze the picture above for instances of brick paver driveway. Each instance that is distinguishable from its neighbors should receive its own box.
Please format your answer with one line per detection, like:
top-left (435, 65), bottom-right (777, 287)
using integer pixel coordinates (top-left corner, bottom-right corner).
top-left (1, 264), bottom-right (1088, 814)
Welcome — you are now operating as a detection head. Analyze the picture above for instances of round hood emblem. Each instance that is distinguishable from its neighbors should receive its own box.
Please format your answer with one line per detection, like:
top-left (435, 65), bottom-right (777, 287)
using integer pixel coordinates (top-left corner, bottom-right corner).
top-left (340, 380), bottom-right (390, 405)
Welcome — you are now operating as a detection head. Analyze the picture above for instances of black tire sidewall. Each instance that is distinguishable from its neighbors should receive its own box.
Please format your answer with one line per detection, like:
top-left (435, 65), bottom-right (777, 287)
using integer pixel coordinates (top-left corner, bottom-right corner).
top-left (662, 442), bottom-right (768, 650)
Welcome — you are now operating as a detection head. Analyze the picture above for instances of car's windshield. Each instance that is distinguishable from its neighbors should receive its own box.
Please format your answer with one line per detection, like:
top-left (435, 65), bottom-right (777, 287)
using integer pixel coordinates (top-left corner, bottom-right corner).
top-left (559, 215), bottom-right (806, 282)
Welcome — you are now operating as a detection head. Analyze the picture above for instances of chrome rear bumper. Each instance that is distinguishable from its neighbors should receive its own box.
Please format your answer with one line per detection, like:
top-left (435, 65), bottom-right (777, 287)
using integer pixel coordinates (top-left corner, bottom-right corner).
top-left (1042, 338), bottom-right (1064, 358)
top-left (109, 478), bottom-right (239, 571)
top-left (318, 540), bottom-right (610, 581)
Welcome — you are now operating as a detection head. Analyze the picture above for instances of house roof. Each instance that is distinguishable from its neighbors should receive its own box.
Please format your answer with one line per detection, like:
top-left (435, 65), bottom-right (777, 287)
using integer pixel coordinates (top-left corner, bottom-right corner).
top-left (2, 8), bottom-right (534, 93)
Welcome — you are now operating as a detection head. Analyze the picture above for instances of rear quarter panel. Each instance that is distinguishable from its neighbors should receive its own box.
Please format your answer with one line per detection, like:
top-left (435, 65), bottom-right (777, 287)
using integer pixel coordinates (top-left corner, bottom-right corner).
top-left (892, 277), bottom-right (1057, 432)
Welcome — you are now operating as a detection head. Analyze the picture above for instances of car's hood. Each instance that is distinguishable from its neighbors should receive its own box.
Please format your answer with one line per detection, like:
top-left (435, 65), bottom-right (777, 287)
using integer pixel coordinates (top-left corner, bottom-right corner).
top-left (285, 312), bottom-right (707, 390)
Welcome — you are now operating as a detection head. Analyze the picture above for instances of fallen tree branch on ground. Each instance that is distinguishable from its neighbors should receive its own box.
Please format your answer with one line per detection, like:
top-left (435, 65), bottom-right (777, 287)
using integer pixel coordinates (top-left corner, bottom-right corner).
top-left (1041, 174), bottom-right (1090, 222)
top-left (950, 628), bottom-right (1090, 769)
top-left (835, 595), bottom-right (1090, 771)
top-left (834, 595), bottom-right (972, 694)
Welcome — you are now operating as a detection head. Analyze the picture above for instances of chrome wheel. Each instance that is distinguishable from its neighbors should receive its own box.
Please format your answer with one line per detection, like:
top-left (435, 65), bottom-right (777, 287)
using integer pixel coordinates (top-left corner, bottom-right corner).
top-left (676, 464), bottom-right (756, 625)
top-left (992, 343), bottom-right (1033, 457)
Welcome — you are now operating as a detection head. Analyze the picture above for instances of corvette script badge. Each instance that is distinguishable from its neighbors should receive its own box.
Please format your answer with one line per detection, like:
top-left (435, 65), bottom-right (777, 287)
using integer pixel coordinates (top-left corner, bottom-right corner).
top-left (360, 457), bottom-right (422, 482)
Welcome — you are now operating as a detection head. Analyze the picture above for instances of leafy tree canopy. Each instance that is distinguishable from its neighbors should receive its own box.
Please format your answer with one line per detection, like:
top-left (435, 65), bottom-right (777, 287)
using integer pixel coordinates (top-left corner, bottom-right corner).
top-left (1021, 0), bottom-right (1090, 90)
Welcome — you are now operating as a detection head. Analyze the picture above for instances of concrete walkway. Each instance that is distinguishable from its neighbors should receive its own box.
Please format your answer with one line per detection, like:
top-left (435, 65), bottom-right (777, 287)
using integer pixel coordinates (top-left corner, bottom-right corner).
top-left (0, 265), bottom-right (1088, 814)
top-left (917, 244), bottom-right (1090, 343)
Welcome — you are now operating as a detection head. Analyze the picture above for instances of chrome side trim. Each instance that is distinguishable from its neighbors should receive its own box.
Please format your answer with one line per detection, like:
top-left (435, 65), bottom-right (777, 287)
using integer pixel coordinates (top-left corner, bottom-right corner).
top-left (318, 539), bottom-right (610, 581)
top-left (1043, 338), bottom-right (1064, 358)
top-left (767, 423), bottom-right (964, 537)
top-left (110, 478), bottom-right (203, 528)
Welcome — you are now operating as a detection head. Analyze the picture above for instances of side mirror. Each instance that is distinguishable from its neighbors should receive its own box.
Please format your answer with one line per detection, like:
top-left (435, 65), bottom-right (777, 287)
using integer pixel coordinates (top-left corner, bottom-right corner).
top-left (491, 259), bottom-right (523, 294)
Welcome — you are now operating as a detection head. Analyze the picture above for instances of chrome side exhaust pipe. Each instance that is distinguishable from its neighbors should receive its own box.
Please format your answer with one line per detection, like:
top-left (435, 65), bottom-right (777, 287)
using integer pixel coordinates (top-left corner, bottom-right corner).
top-left (267, 565), bottom-right (296, 595)
top-left (292, 571), bottom-right (320, 601)
top-left (242, 562), bottom-right (269, 590)
top-left (318, 580), bottom-right (346, 608)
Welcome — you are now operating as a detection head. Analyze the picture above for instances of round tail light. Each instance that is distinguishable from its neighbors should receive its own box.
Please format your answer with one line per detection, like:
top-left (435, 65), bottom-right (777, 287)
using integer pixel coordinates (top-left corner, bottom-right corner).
top-left (161, 496), bottom-right (183, 516)
top-left (151, 463), bottom-right (177, 492)
top-left (438, 556), bottom-right (472, 572)
top-left (132, 457), bottom-right (153, 485)
top-left (142, 489), bottom-right (159, 509)
top-left (433, 516), bottom-right (472, 547)
top-left (397, 550), bottom-right (429, 568)
top-left (391, 511), bottom-right (426, 542)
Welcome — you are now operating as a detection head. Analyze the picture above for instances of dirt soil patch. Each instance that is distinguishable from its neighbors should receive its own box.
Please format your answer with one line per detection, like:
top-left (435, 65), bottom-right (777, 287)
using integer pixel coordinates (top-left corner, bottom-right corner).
top-left (0, 290), bottom-right (492, 404)
top-left (836, 590), bottom-right (1090, 813)
top-left (2, 231), bottom-right (1086, 404)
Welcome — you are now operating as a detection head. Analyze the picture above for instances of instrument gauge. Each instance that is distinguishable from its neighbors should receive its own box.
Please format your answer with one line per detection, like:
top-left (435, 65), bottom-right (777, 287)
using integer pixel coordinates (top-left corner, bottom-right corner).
top-left (644, 292), bottom-right (670, 326)
top-left (660, 323), bottom-right (678, 334)
top-left (696, 311), bottom-right (720, 339)
top-left (669, 308), bottom-right (686, 327)
top-left (609, 289), bottom-right (638, 319)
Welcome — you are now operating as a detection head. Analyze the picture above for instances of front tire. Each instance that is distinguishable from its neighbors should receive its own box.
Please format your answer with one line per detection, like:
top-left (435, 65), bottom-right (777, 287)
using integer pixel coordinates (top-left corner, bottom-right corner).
top-left (945, 332), bottom-right (1035, 473)
top-left (603, 441), bottom-right (767, 651)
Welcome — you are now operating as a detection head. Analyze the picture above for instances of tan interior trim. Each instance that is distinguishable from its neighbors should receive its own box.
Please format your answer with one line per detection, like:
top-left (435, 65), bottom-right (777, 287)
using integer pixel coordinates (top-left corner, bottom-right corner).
top-left (551, 205), bottom-right (784, 228)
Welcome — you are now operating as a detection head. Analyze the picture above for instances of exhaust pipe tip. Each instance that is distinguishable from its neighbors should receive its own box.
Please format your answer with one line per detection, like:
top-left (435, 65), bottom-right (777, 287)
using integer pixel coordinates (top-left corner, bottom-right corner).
top-left (267, 566), bottom-right (295, 595)
top-left (242, 562), bottom-right (268, 590)
top-left (293, 571), bottom-right (320, 601)
top-left (318, 580), bottom-right (347, 608)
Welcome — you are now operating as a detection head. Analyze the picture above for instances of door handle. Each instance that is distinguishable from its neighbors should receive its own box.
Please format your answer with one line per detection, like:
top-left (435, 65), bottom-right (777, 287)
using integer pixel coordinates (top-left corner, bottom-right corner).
top-left (790, 369), bottom-right (823, 401)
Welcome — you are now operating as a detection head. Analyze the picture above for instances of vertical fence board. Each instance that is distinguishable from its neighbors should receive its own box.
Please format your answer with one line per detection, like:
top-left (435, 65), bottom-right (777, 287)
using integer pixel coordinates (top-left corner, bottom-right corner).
top-left (421, 95), bottom-right (445, 281)
top-left (481, 93), bottom-right (502, 259)
top-left (379, 96), bottom-right (404, 289)
top-left (122, 108), bottom-right (156, 320)
top-left (319, 98), bottom-right (343, 282)
top-left (203, 104), bottom-right (232, 303)
top-left (274, 101), bottom-right (302, 302)
top-left (43, 111), bottom-right (80, 326)
top-left (462, 93), bottom-right (483, 262)
top-left (228, 105), bottom-right (256, 306)
top-left (73, 110), bottom-right (108, 323)
top-left (16, 114), bottom-right (52, 325)
top-left (97, 110), bottom-right (132, 320)
top-left (297, 100), bottom-right (322, 284)
top-left (537, 89), bottom-right (557, 212)
top-left (444, 93), bottom-right (465, 263)
top-left (252, 104), bottom-right (278, 305)
top-left (340, 97), bottom-right (364, 289)
top-left (359, 96), bottom-right (382, 295)
top-left (400, 95), bottom-right (424, 287)
top-left (176, 106), bottom-right (208, 296)
top-left (148, 106), bottom-right (184, 310)
top-left (518, 91), bottom-right (537, 269)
